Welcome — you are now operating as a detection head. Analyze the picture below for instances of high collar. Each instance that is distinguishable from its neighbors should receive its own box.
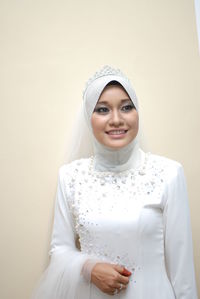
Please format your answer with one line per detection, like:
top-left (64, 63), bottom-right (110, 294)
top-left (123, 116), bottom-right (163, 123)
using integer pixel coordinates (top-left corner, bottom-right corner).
top-left (93, 137), bottom-right (144, 172)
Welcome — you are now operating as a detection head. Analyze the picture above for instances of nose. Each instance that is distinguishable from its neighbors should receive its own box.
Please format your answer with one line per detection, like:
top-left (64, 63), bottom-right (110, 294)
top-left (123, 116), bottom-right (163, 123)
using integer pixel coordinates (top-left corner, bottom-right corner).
top-left (109, 109), bottom-right (124, 127)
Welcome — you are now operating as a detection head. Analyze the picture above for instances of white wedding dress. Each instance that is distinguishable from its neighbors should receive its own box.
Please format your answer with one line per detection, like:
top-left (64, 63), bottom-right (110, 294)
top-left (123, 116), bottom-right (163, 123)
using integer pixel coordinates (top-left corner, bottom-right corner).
top-left (31, 151), bottom-right (198, 299)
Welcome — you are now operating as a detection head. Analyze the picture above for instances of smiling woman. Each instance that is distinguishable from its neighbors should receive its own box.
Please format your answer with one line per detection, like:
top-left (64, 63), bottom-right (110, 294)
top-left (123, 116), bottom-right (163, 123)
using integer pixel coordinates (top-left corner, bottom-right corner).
top-left (31, 66), bottom-right (198, 299)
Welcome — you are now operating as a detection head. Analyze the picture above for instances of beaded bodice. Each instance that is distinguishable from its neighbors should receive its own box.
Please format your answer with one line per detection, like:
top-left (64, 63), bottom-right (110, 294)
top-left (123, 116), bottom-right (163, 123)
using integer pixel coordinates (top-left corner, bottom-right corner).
top-left (36, 151), bottom-right (198, 299)
top-left (63, 153), bottom-right (169, 280)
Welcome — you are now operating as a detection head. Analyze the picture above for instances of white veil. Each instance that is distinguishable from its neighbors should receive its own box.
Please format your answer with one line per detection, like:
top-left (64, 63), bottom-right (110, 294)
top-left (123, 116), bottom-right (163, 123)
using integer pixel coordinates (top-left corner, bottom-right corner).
top-left (65, 102), bottom-right (94, 163)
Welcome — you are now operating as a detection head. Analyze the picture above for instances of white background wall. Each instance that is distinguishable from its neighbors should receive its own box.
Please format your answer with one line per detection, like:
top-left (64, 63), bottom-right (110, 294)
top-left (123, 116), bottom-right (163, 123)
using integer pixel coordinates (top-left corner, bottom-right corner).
top-left (0, 1), bottom-right (200, 298)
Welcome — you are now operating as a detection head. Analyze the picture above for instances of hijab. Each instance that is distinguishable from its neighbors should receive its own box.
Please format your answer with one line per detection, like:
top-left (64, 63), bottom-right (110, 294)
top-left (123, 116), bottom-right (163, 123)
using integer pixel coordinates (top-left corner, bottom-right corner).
top-left (83, 66), bottom-right (145, 172)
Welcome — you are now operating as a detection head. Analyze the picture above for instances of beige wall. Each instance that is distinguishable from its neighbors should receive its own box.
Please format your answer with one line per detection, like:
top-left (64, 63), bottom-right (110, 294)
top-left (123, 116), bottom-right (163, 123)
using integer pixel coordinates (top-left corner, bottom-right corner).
top-left (0, 1), bottom-right (199, 298)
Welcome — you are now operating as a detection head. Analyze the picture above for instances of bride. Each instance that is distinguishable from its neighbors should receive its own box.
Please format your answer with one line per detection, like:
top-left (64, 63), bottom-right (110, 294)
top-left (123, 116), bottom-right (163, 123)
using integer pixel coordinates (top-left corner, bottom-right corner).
top-left (31, 66), bottom-right (198, 299)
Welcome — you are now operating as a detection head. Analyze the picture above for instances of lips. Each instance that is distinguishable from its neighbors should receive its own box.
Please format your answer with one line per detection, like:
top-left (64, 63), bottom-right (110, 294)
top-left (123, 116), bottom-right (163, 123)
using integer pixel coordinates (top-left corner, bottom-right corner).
top-left (106, 129), bottom-right (128, 135)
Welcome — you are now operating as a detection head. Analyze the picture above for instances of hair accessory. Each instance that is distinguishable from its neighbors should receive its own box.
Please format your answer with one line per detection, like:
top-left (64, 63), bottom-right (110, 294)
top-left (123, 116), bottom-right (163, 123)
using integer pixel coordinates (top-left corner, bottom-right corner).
top-left (83, 65), bottom-right (130, 96)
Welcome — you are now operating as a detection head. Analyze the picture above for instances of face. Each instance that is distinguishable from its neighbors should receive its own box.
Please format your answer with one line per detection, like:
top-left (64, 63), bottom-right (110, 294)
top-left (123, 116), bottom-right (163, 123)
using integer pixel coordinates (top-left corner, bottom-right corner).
top-left (91, 84), bottom-right (139, 149)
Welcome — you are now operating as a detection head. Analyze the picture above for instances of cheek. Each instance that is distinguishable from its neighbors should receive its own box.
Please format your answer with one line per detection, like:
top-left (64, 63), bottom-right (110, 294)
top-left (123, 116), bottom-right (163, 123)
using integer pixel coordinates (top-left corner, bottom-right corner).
top-left (128, 112), bottom-right (139, 130)
top-left (133, 117), bottom-right (139, 131)
top-left (91, 114), bottom-right (105, 136)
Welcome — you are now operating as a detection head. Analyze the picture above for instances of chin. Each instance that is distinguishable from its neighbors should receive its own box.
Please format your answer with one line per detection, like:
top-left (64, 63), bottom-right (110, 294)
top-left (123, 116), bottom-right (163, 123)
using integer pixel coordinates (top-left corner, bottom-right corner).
top-left (105, 140), bottom-right (131, 149)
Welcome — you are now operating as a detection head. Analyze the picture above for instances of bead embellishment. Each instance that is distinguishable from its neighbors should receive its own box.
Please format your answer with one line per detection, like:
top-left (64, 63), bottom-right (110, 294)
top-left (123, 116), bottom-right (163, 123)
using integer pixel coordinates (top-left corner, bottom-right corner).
top-left (88, 152), bottom-right (150, 180)
top-left (63, 153), bottom-right (166, 279)
top-left (83, 65), bottom-right (131, 96)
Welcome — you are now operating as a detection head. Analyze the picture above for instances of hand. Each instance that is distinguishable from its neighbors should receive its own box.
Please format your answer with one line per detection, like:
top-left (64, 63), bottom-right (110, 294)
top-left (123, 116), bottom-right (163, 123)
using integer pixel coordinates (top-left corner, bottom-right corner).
top-left (91, 262), bottom-right (131, 295)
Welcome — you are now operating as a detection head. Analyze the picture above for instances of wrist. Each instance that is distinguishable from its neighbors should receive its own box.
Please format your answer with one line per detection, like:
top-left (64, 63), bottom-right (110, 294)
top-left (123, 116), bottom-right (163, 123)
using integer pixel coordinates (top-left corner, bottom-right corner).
top-left (81, 259), bottom-right (100, 283)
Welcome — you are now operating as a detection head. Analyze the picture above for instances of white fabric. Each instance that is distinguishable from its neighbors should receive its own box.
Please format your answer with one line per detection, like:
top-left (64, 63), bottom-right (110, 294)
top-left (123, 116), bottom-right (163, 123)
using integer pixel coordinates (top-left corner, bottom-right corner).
top-left (81, 259), bottom-right (101, 283)
top-left (31, 170), bottom-right (91, 299)
top-left (31, 153), bottom-right (198, 298)
top-left (65, 102), bottom-right (94, 163)
top-left (93, 139), bottom-right (141, 172)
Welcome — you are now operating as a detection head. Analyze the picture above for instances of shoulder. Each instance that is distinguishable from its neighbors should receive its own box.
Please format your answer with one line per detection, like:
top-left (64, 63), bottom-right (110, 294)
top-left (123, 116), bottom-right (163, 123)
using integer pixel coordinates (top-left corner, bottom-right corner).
top-left (57, 158), bottom-right (91, 195)
top-left (148, 153), bottom-right (184, 183)
top-left (58, 157), bottom-right (91, 180)
top-left (148, 153), bottom-right (182, 169)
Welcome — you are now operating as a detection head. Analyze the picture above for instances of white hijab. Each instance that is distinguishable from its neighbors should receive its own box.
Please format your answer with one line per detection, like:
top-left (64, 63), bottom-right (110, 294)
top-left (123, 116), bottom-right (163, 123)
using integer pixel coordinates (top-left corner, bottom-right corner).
top-left (66, 66), bottom-right (145, 172)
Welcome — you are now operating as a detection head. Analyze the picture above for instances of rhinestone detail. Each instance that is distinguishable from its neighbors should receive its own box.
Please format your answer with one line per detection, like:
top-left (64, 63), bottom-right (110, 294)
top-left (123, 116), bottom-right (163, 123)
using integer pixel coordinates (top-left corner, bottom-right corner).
top-left (63, 153), bottom-right (166, 276)
top-left (83, 65), bottom-right (130, 96)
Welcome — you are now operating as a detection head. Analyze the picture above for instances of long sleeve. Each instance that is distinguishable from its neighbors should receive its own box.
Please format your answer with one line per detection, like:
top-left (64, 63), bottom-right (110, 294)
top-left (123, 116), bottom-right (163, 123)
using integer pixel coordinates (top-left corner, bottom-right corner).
top-left (163, 165), bottom-right (198, 299)
top-left (31, 166), bottom-right (91, 299)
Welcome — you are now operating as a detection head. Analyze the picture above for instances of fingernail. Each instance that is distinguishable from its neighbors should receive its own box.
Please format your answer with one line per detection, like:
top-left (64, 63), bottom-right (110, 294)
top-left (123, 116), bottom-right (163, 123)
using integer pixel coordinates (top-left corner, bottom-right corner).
top-left (123, 269), bottom-right (132, 276)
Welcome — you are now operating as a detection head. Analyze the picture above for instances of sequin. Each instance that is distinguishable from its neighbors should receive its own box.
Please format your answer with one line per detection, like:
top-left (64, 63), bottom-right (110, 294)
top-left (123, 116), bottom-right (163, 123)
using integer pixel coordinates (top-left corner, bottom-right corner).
top-left (63, 153), bottom-right (166, 277)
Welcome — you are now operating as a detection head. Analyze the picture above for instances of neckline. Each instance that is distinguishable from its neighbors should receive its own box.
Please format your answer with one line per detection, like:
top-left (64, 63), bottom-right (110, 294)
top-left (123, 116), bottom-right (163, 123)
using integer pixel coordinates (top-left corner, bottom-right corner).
top-left (88, 152), bottom-right (150, 178)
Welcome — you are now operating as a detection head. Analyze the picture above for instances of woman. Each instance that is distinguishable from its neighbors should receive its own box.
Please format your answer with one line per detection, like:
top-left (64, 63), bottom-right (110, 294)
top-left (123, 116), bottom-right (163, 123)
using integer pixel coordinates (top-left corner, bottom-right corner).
top-left (31, 66), bottom-right (198, 298)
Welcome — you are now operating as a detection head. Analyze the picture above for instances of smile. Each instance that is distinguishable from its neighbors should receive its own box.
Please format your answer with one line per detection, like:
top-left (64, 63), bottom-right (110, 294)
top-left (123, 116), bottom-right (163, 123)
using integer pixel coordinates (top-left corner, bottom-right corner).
top-left (106, 130), bottom-right (128, 135)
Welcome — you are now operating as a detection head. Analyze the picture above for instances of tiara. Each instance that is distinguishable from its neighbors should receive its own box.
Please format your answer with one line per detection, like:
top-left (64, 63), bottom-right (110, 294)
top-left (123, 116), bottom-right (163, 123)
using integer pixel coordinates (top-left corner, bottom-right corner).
top-left (83, 65), bottom-right (130, 96)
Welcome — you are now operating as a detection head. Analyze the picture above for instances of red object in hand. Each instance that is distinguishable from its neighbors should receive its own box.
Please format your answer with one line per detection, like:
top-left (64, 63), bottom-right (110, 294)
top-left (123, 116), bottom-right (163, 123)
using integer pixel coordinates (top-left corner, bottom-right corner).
top-left (122, 268), bottom-right (132, 276)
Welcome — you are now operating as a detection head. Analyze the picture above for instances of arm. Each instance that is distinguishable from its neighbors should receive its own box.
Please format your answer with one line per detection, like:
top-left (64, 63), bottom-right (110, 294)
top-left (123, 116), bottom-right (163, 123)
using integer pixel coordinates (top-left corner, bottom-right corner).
top-left (31, 166), bottom-right (91, 299)
top-left (31, 165), bottom-right (131, 298)
top-left (163, 165), bottom-right (198, 299)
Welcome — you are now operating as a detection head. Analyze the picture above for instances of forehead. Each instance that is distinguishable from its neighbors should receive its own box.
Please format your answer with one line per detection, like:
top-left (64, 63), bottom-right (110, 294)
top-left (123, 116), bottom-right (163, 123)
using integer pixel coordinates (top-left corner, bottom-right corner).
top-left (98, 84), bottom-right (131, 103)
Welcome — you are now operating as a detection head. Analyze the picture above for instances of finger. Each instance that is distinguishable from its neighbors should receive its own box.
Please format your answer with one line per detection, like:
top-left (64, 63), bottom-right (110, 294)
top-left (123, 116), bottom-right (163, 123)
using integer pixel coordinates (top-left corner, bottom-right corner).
top-left (117, 274), bottom-right (130, 285)
top-left (113, 264), bottom-right (124, 274)
top-left (113, 265), bottom-right (132, 277)
top-left (115, 282), bottom-right (127, 291)
top-left (122, 268), bottom-right (132, 277)
top-left (107, 287), bottom-right (118, 296)
top-left (112, 264), bottom-right (130, 285)
top-left (111, 288), bottom-right (119, 296)
top-left (110, 284), bottom-right (126, 296)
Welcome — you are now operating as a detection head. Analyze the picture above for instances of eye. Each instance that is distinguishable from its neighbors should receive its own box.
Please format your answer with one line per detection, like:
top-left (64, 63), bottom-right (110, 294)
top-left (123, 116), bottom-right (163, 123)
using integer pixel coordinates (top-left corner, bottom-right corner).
top-left (121, 104), bottom-right (135, 112)
top-left (94, 106), bottom-right (109, 114)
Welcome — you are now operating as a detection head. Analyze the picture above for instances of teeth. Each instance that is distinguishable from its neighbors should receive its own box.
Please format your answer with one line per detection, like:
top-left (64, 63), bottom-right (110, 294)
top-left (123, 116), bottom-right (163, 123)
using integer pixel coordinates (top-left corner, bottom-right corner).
top-left (108, 130), bottom-right (126, 135)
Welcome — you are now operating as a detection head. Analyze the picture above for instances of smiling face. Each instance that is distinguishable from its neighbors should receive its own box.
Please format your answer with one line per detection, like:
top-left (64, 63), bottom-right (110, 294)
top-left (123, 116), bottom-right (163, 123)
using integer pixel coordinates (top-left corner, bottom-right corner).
top-left (91, 84), bottom-right (139, 149)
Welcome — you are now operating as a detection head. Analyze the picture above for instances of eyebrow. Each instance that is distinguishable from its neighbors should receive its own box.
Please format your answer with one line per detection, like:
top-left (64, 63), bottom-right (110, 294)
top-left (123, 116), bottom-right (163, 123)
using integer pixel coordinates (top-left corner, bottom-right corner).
top-left (97, 99), bottom-right (132, 105)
